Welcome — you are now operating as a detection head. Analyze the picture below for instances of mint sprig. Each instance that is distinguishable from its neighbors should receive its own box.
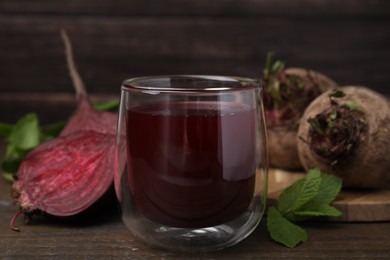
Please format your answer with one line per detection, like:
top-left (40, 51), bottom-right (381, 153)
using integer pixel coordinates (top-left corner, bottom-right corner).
top-left (267, 168), bottom-right (342, 248)
top-left (0, 113), bottom-right (44, 182)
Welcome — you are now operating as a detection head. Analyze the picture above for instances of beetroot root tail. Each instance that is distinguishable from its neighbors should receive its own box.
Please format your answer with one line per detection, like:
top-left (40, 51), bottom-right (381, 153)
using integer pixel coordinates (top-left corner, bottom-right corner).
top-left (10, 210), bottom-right (23, 232)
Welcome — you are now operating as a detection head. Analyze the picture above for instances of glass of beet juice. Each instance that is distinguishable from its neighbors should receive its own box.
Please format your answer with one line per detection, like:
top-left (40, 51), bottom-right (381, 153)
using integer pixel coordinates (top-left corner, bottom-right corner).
top-left (116, 75), bottom-right (268, 252)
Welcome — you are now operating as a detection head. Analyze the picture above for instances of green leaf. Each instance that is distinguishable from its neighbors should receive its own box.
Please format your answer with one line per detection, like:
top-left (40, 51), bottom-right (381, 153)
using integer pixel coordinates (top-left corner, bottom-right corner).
top-left (267, 168), bottom-right (343, 248)
top-left (287, 76), bottom-right (304, 89)
top-left (92, 99), bottom-right (119, 112)
top-left (2, 144), bottom-right (29, 172)
top-left (263, 52), bottom-right (274, 78)
top-left (294, 204), bottom-right (342, 218)
top-left (327, 112), bottom-right (337, 128)
top-left (288, 173), bottom-right (343, 221)
top-left (343, 101), bottom-right (363, 111)
top-left (2, 172), bottom-right (16, 183)
top-left (292, 169), bottom-right (321, 210)
top-left (314, 173), bottom-right (343, 206)
top-left (263, 52), bottom-right (286, 78)
top-left (267, 81), bottom-right (281, 103)
top-left (8, 113), bottom-right (40, 150)
top-left (267, 207), bottom-right (308, 248)
top-left (1, 156), bottom-right (23, 173)
top-left (329, 89), bottom-right (346, 98)
top-left (40, 121), bottom-right (66, 141)
top-left (271, 60), bottom-right (285, 75)
top-left (0, 122), bottom-right (13, 137)
top-left (277, 168), bottom-right (321, 216)
top-left (1, 113), bottom-right (41, 180)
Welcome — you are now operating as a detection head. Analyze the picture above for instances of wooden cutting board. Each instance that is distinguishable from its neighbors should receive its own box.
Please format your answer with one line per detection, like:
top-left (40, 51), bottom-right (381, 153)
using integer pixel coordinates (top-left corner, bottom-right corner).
top-left (267, 168), bottom-right (390, 222)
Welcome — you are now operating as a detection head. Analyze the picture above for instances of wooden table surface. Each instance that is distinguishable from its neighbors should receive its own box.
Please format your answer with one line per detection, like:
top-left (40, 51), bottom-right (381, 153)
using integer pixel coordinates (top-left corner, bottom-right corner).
top-left (0, 143), bottom-right (389, 259)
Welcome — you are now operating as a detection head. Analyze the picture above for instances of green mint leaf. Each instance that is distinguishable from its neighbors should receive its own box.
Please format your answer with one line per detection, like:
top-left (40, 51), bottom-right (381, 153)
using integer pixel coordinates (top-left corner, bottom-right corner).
top-left (267, 206), bottom-right (308, 248)
top-left (0, 122), bottom-right (14, 137)
top-left (288, 172), bottom-right (343, 221)
top-left (2, 144), bottom-right (29, 173)
top-left (313, 173), bottom-right (343, 205)
top-left (92, 99), bottom-right (119, 112)
top-left (277, 168), bottom-right (321, 216)
top-left (1, 113), bottom-right (41, 181)
top-left (1, 155), bottom-right (23, 173)
top-left (268, 169), bottom-right (343, 248)
top-left (8, 113), bottom-right (40, 150)
top-left (2, 172), bottom-right (16, 183)
top-left (294, 204), bottom-right (342, 218)
top-left (40, 120), bottom-right (67, 142)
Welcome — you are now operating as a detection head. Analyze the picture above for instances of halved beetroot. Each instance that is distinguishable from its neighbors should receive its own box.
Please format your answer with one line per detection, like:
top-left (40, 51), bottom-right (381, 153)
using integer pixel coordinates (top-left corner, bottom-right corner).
top-left (9, 30), bottom-right (118, 231)
top-left (11, 131), bottom-right (115, 219)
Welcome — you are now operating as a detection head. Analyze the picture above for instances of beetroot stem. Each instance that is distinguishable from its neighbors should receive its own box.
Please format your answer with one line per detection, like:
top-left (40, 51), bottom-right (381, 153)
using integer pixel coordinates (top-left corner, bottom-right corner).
top-left (9, 210), bottom-right (23, 232)
top-left (60, 29), bottom-right (87, 99)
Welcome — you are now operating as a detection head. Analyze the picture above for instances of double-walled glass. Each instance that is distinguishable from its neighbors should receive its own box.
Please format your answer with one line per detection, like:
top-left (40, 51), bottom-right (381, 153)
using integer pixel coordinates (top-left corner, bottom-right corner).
top-left (116, 75), bottom-right (268, 252)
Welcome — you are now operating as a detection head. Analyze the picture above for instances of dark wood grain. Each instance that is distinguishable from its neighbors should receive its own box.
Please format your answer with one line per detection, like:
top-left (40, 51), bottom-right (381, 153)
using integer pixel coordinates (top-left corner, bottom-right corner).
top-left (0, 0), bottom-right (390, 97)
top-left (0, 92), bottom-right (117, 124)
top-left (1, 0), bottom-right (390, 16)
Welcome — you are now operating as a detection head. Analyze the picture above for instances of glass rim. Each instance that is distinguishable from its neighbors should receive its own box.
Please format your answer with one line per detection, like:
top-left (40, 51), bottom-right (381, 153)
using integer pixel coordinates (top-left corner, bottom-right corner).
top-left (122, 75), bottom-right (260, 93)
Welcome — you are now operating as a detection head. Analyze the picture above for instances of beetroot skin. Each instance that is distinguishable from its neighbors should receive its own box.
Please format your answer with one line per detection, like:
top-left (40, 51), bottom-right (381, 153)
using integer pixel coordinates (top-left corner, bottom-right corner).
top-left (12, 131), bottom-right (115, 217)
top-left (60, 96), bottom-right (117, 136)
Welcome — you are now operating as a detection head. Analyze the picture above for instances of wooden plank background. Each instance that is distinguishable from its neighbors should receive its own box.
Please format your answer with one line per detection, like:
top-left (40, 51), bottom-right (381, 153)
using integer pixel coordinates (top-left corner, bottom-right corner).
top-left (0, 0), bottom-right (390, 122)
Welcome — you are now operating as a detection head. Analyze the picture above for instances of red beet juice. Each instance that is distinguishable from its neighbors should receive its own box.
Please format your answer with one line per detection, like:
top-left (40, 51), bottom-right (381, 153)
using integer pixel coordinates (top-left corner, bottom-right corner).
top-left (126, 101), bottom-right (257, 228)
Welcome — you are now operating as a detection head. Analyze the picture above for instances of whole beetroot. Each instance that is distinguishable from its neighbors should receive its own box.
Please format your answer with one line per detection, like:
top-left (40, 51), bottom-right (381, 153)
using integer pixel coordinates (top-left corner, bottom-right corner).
top-left (262, 53), bottom-right (338, 169)
top-left (297, 86), bottom-right (390, 189)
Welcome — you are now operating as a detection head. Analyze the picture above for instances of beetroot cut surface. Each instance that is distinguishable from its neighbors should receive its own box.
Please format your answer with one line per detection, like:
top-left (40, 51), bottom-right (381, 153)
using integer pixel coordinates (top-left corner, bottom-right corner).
top-left (12, 131), bottom-right (115, 217)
